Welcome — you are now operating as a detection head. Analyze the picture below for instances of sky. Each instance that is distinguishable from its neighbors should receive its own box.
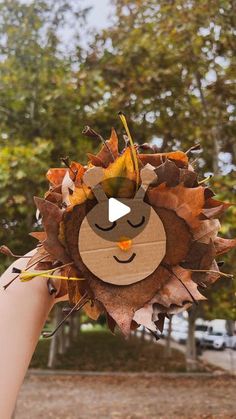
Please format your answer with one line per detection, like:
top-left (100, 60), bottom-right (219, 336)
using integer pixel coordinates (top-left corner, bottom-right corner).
top-left (20, 0), bottom-right (112, 48)
top-left (86, 0), bottom-right (111, 30)
top-left (63, 0), bottom-right (112, 49)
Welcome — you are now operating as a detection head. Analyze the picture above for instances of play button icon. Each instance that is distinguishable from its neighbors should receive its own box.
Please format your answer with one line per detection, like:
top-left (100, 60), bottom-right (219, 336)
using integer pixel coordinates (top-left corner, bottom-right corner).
top-left (108, 198), bottom-right (131, 222)
top-left (84, 177), bottom-right (152, 242)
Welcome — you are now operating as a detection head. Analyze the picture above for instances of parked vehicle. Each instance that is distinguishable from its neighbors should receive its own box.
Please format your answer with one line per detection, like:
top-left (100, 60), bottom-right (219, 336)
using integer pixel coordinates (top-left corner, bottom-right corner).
top-left (226, 335), bottom-right (236, 350)
top-left (162, 316), bottom-right (235, 350)
top-left (161, 315), bottom-right (186, 336)
top-left (194, 321), bottom-right (209, 343)
top-left (171, 328), bottom-right (188, 344)
top-left (201, 331), bottom-right (228, 350)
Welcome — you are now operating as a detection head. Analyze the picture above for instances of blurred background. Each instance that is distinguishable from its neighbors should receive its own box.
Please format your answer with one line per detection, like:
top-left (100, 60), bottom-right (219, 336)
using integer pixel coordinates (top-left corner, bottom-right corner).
top-left (0, 0), bottom-right (235, 417)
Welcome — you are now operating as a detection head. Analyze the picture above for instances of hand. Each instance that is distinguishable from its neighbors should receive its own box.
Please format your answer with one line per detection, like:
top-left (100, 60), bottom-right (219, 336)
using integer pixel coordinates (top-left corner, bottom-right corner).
top-left (0, 249), bottom-right (61, 418)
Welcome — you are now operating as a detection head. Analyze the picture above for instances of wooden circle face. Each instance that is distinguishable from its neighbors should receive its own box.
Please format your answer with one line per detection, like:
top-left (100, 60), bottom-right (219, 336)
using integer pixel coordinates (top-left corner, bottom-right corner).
top-left (78, 205), bottom-right (166, 286)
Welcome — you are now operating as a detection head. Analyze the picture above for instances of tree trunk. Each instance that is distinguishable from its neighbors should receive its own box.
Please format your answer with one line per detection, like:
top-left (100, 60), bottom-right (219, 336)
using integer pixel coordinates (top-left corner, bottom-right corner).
top-left (226, 319), bottom-right (235, 336)
top-left (65, 316), bottom-right (74, 350)
top-left (58, 322), bottom-right (66, 355)
top-left (47, 334), bottom-right (58, 369)
top-left (211, 126), bottom-right (221, 174)
top-left (47, 305), bottom-right (61, 368)
top-left (72, 313), bottom-right (81, 341)
top-left (195, 71), bottom-right (221, 174)
top-left (186, 306), bottom-right (198, 371)
top-left (164, 317), bottom-right (172, 358)
top-left (141, 325), bottom-right (146, 341)
top-left (69, 316), bottom-right (74, 343)
top-left (232, 142), bottom-right (236, 165)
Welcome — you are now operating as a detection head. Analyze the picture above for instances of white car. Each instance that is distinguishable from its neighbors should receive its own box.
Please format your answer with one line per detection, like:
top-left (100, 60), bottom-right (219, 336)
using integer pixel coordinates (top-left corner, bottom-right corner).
top-left (226, 335), bottom-right (236, 350)
top-left (171, 329), bottom-right (188, 344)
top-left (201, 331), bottom-right (227, 350)
top-left (195, 324), bottom-right (208, 342)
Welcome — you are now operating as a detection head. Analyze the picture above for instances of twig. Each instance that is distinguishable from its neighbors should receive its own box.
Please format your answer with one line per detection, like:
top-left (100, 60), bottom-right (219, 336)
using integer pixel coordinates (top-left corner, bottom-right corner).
top-left (189, 269), bottom-right (233, 279)
top-left (0, 245), bottom-right (31, 259)
top-left (165, 266), bottom-right (198, 304)
top-left (42, 293), bottom-right (89, 338)
top-left (82, 126), bottom-right (115, 161)
top-left (2, 254), bottom-right (50, 290)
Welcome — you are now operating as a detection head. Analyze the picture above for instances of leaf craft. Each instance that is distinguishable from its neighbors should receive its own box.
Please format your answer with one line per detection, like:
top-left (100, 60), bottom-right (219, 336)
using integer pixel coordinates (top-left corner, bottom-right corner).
top-left (3, 120), bottom-right (235, 338)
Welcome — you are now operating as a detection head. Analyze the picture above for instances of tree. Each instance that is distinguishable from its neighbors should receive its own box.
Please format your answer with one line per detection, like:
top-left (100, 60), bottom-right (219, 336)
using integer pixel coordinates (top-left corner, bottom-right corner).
top-left (82, 0), bottom-right (236, 367)
top-left (0, 0), bottom-right (95, 271)
top-left (185, 172), bottom-right (236, 369)
top-left (202, 172), bottom-right (236, 322)
top-left (0, 0), bottom-right (235, 371)
top-left (83, 0), bottom-right (236, 171)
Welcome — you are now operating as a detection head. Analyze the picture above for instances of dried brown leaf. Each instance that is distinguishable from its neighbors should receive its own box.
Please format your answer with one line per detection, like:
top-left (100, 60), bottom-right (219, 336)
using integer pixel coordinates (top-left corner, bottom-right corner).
top-left (61, 265), bottom-right (86, 305)
top-left (155, 208), bottom-right (192, 265)
top-left (153, 159), bottom-right (198, 188)
top-left (96, 128), bottom-right (119, 165)
top-left (87, 128), bottom-right (119, 168)
top-left (153, 302), bottom-right (192, 317)
top-left (148, 183), bottom-right (205, 228)
top-left (139, 151), bottom-right (188, 168)
top-left (202, 197), bottom-right (233, 218)
top-left (29, 231), bottom-right (47, 242)
top-left (0, 245), bottom-right (20, 258)
top-left (181, 241), bottom-right (215, 271)
top-left (179, 169), bottom-right (198, 187)
top-left (84, 301), bottom-right (102, 321)
top-left (70, 161), bottom-right (85, 187)
top-left (214, 237), bottom-right (236, 255)
top-left (204, 188), bottom-right (215, 200)
top-left (62, 171), bottom-right (75, 206)
top-left (201, 260), bottom-right (221, 285)
top-left (87, 153), bottom-right (105, 167)
top-left (133, 304), bottom-right (157, 331)
top-left (44, 191), bottom-right (63, 206)
top-left (62, 261), bottom-right (102, 319)
top-left (192, 219), bottom-right (221, 244)
top-left (152, 266), bottom-right (206, 308)
top-left (46, 168), bottom-right (67, 186)
top-left (26, 246), bottom-right (53, 269)
top-left (106, 313), bottom-right (117, 334)
top-left (154, 159), bottom-right (180, 187)
top-left (154, 312), bottom-right (166, 332)
top-left (34, 197), bottom-right (70, 264)
top-left (88, 266), bottom-right (171, 336)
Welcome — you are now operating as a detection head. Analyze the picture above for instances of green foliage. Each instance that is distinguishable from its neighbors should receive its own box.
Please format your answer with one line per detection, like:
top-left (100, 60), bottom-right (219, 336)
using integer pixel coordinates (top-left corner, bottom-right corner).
top-left (0, 0), bottom-right (235, 320)
top-left (0, 139), bottom-right (52, 268)
top-left (83, 0), bottom-right (236, 172)
top-left (0, 0), bottom-right (94, 270)
top-left (203, 172), bottom-right (236, 320)
top-left (0, 0), bottom-right (92, 154)
top-left (81, 0), bottom-right (236, 320)
top-left (213, 173), bottom-right (236, 238)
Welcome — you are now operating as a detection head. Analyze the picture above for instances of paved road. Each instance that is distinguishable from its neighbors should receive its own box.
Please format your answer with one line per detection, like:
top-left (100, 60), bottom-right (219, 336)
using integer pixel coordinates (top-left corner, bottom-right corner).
top-left (140, 332), bottom-right (236, 374)
top-left (201, 348), bottom-right (236, 374)
top-left (160, 338), bottom-right (236, 374)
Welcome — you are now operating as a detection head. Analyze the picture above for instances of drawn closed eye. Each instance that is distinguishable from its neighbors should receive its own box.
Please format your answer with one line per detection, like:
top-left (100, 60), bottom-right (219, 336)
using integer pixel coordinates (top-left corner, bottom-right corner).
top-left (95, 221), bottom-right (117, 231)
top-left (127, 216), bottom-right (145, 228)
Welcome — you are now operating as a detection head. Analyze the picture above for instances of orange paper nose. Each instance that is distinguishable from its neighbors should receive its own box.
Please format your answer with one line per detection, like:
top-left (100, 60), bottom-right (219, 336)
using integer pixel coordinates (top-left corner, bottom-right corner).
top-left (117, 238), bottom-right (132, 252)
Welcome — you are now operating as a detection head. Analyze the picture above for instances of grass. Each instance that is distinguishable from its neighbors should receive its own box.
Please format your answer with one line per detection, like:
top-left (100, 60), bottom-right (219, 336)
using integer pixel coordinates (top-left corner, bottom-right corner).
top-left (30, 329), bottom-right (210, 372)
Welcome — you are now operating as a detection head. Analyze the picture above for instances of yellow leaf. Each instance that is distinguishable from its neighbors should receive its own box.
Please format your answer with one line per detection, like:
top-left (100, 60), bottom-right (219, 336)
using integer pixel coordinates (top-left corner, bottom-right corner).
top-left (68, 184), bottom-right (92, 206)
top-left (102, 148), bottom-right (137, 197)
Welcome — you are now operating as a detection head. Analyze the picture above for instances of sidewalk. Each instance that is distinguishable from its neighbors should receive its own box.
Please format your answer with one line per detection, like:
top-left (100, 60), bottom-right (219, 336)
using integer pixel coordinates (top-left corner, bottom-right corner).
top-left (137, 330), bottom-right (236, 374)
top-left (15, 373), bottom-right (236, 418)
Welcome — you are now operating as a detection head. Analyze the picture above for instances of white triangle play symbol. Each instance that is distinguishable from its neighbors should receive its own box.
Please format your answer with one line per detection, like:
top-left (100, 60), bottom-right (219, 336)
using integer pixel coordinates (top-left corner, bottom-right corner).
top-left (108, 198), bottom-right (131, 223)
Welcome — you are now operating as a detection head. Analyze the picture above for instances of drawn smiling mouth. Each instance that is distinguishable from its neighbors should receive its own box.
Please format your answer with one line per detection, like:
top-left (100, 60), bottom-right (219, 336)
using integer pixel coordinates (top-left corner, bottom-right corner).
top-left (113, 253), bottom-right (136, 264)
